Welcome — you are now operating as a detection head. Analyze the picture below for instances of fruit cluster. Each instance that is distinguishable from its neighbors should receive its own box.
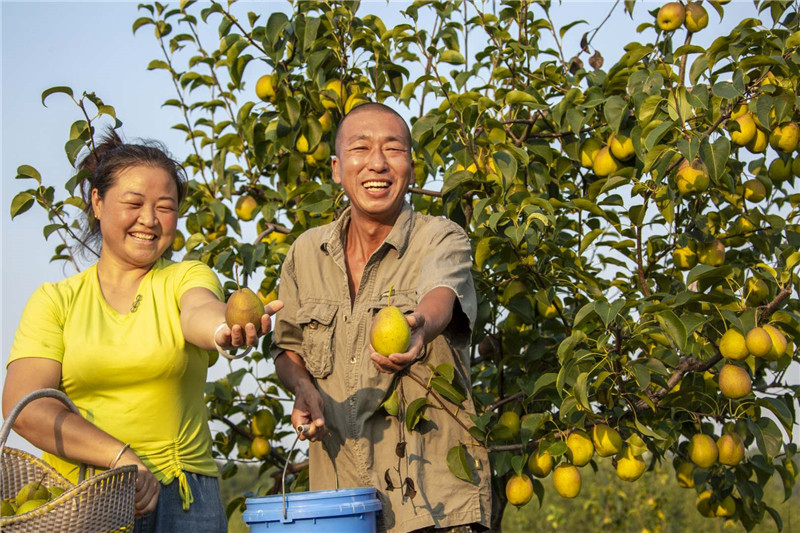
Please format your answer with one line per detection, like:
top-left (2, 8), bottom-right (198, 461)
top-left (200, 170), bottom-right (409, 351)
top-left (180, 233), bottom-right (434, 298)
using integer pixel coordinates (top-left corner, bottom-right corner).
top-left (1, 479), bottom-right (66, 517)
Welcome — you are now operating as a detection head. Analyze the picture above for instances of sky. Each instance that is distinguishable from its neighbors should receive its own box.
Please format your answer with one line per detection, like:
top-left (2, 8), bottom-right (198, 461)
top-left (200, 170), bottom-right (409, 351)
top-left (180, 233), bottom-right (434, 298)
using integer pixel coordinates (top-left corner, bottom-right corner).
top-left (2, 0), bottom-right (797, 452)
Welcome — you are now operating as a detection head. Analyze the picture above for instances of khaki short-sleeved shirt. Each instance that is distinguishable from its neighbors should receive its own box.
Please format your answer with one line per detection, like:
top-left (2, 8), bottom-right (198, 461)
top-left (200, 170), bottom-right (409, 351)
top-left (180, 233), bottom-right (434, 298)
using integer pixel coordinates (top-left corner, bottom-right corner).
top-left (271, 203), bottom-right (491, 533)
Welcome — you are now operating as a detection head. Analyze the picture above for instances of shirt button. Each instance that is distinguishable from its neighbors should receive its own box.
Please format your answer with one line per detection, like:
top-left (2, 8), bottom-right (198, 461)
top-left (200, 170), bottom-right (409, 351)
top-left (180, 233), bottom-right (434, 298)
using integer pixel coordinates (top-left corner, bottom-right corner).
top-left (350, 356), bottom-right (357, 363)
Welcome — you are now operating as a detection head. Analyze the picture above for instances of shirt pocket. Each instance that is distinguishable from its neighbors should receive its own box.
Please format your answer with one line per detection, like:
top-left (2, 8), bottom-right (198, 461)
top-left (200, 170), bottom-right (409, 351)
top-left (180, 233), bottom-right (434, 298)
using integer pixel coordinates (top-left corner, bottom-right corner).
top-left (297, 302), bottom-right (338, 379)
top-left (369, 289), bottom-right (417, 316)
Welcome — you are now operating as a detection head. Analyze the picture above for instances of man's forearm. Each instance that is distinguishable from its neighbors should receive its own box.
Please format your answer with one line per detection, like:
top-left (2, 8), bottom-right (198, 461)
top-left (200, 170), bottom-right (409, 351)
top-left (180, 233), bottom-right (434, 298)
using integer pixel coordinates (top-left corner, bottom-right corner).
top-left (416, 286), bottom-right (457, 344)
top-left (275, 350), bottom-right (315, 394)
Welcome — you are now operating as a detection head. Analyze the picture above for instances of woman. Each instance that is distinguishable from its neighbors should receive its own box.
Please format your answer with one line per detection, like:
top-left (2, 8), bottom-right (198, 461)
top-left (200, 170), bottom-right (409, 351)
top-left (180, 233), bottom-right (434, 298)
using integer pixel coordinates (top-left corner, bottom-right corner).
top-left (2, 130), bottom-right (281, 532)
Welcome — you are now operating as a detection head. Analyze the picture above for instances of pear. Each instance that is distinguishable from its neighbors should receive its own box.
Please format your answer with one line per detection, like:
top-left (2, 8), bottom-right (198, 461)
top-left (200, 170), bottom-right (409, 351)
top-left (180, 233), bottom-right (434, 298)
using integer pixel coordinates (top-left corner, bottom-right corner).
top-left (16, 480), bottom-right (50, 506)
top-left (225, 287), bottom-right (264, 335)
top-left (1, 499), bottom-right (16, 517)
top-left (14, 499), bottom-right (47, 515)
top-left (370, 306), bottom-right (411, 356)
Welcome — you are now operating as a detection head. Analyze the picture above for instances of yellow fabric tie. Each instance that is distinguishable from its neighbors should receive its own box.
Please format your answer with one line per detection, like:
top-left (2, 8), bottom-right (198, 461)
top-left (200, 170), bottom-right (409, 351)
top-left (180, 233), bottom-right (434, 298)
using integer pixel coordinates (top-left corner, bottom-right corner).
top-left (177, 470), bottom-right (194, 510)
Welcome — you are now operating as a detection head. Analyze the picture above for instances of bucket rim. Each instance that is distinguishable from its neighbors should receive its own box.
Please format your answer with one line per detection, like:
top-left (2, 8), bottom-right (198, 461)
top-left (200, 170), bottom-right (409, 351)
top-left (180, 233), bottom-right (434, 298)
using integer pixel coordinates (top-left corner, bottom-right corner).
top-left (242, 488), bottom-right (382, 523)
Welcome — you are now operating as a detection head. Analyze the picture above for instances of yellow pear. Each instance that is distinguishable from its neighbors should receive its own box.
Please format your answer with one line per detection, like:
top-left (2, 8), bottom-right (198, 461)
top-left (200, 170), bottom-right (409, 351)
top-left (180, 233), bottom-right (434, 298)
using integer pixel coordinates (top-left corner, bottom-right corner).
top-left (769, 122), bottom-right (800, 153)
top-left (566, 430), bottom-right (594, 467)
top-left (235, 195), bottom-right (259, 221)
top-left (318, 111), bottom-right (333, 133)
top-left (718, 364), bottom-right (751, 399)
top-left (251, 409), bottom-right (277, 438)
top-left (592, 147), bottom-right (621, 177)
top-left (673, 245), bottom-right (697, 270)
top-left (49, 486), bottom-right (65, 498)
top-left (745, 278), bottom-right (769, 305)
top-left (769, 158), bottom-right (793, 183)
top-left (717, 433), bottom-right (745, 466)
top-left (370, 306), bottom-right (411, 356)
top-left (719, 329), bottom-right (748, 362)
top-left (745, 327), bottom-right (773, 358)
top-left (730, 104), bottom-right (748, 120)
top-left (498, 411), bottom-right (521, 440)
top-left (688, 433), bottom-right (718, 468)
top-left (656, 2), bottom-right (686, 31)
top-left (616, 447), bottom-right (646, 482)
top-left (14, 499), bottom-right (48, 516)
top-left (528, 448), bottom-right (554, 478)
top-left (553, 464), bottom-right (582, 498)
top-left (697, 490), bottom-right (736, 518)
top-left (675, 461), bottom-right (695, 488)
top-left (250, 436), bottom-right (271, 459)
top-left (675, 160), bottom-right (709, 195)
top-left (697, 239), bottom-right (725, 267)
top-left (172, 230), bottom-right (185, 251)
top-left (225, 288), bottom-right (265, 335)
top-left (762, 324), bottom-right (787, 361)
top-left (743, 179), bottom-right (767, 203)
top-left (15, 481), bottom-right (50, 507)
top-left (255, 74), bottom-right (278, 102)
top-left (505, 474), bottom-right (533, 507)
top-left (609, 133), bottom-right (635, 160)
top-left (296, 134), bottom-right (313, 154)
top-left (592, 424), bottom-right (623, 457)
top-left (321, 79), bottom-right (346, 109)
top-left (746, 127), bottom-right (768, 153)
top-left (345, 93), bottom-right (369, 114)
top-left (580, 138), bottom-right (603, 168)
top-left (0, 499), bottom-right (17, 517)
top-left (730, 113), bottom-right (757, 146)
top-left (684, 2), bottom-right (709, 32)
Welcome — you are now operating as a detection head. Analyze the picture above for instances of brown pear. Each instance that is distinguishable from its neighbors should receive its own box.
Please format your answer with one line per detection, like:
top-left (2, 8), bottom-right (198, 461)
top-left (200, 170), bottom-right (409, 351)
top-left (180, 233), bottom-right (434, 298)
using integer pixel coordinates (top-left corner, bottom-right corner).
top-left (225, 288), bottom-right (264, 335)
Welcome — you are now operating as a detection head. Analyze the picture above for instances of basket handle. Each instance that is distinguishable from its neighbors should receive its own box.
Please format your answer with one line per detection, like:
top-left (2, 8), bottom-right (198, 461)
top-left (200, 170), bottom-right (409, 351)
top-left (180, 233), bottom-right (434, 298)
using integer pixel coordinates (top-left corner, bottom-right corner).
top-left (0, 388), bottom-right (90, 482)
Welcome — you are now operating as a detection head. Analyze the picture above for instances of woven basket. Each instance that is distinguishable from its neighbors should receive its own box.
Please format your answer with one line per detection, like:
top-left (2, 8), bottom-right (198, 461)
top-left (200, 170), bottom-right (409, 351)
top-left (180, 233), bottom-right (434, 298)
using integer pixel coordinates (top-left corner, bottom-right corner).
top-left (0, 388), bottom-right (136, 533)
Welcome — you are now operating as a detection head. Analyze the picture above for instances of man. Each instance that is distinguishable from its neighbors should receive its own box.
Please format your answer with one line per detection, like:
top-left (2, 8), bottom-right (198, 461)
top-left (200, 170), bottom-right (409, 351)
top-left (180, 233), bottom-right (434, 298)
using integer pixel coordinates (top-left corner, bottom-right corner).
top-left (271, 103), bottom-right (491, 532)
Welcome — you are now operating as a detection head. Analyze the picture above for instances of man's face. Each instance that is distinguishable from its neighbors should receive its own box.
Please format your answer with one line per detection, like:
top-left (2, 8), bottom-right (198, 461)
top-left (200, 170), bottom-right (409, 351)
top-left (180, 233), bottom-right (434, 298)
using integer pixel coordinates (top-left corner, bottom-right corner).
top-left (332, 108), bottom-right (413, 223)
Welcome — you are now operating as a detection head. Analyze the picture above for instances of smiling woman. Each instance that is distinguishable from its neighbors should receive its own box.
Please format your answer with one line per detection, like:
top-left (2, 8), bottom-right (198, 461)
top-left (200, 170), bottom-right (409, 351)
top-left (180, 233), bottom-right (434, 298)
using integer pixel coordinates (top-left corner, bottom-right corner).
top-left (1, 130), bottom-right (283, 533)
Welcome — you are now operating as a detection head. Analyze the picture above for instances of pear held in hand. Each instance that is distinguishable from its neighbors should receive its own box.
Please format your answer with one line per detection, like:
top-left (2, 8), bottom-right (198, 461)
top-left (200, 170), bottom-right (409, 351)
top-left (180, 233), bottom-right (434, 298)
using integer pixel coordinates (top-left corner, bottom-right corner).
top-left (371, 305), bottom-right (411, 356)
top-left (225, 287), bottom-right (264, 335)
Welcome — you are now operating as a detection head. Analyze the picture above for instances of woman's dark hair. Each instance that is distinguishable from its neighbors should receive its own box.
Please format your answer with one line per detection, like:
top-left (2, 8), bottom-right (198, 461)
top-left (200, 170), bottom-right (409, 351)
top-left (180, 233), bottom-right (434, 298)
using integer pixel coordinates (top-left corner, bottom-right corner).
top-left (77, 128), bottom-right (187, 254)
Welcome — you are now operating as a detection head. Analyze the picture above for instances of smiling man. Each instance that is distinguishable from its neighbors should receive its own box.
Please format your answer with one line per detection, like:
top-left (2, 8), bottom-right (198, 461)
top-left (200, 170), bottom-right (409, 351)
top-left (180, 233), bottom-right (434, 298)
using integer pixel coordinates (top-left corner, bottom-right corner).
top-left (271, 103), bottom-right (491, 532)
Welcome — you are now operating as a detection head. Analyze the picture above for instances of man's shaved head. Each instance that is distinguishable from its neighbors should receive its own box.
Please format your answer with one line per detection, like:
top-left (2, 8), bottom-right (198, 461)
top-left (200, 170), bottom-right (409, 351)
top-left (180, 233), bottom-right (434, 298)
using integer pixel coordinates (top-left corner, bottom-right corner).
top-left (334, 102), bottom-right (412, 159)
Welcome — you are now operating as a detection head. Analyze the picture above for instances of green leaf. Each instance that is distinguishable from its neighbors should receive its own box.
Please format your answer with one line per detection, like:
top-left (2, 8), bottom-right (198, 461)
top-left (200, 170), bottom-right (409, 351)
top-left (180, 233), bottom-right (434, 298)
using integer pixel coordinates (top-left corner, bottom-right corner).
top-left (132, 16), bottom-right (154, 34)
top-left (604, 96), bottom-right (627, 134)
top-left (446, 445), bottom-right (473, 482)
top-left (15, 165), bottom-right (41, 183)
top-left (757, 397), bottom-right (794, 435)
top-left (434, 363), bottom-right (455, 383)
top-left (440, 50), bottom-right (465, 65)
top-left (699, 136), bottom-right (730, 182)
top-left (520, 412), bottom-right (548, 435)
top-left (711, 81), bottom-right (741, 99)
top-left (747, 417), bottom-right (783, 460)
top-left (505, 90), bottom-right (537, 104)
top-left (405, 398), bottom-right (430, 432)
top-left (41, 86), bottom-right (73, 106)
top-left (431, 376), bottom-right (466, 405)
top-left (572, 302), bottom-right (596, 328)
top-left (573, 372), bottom-right (591, 411)
top-left (10, 192), bottom-right (34, 219)
top-left (655, 309), bottom-right (687, 351)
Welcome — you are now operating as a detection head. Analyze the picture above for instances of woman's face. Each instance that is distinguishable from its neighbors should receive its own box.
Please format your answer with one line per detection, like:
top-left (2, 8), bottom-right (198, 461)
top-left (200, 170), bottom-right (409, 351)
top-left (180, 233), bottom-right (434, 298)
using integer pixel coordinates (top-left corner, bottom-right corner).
top-left (92, 165), bottom-right (178, 269)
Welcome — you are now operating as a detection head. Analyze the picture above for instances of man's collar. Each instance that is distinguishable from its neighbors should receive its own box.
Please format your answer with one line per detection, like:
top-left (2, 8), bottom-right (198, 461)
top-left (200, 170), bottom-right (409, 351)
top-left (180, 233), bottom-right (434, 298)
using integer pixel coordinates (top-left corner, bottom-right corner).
top-left (320, 202), bottom-right (414, 257)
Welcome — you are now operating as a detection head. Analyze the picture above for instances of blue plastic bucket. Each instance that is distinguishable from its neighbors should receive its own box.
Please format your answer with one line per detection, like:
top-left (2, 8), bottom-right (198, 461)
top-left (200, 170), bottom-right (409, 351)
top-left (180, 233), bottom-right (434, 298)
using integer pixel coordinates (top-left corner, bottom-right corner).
top-left (242, 487), bottom-right (382, 532)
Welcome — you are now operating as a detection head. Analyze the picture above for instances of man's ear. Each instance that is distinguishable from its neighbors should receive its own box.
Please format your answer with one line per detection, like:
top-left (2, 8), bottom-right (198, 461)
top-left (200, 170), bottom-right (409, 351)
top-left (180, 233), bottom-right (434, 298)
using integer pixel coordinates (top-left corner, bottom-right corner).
top-left (332, 156), bottom-right (342, 184)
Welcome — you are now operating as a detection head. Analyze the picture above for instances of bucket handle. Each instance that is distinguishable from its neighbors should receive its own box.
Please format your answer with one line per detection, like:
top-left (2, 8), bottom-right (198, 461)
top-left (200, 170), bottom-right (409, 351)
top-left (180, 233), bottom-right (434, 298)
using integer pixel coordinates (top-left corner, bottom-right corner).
top-left (0, 388), bottom-right (91, 482)
top-left (281, 425), bottom-right (339, 521)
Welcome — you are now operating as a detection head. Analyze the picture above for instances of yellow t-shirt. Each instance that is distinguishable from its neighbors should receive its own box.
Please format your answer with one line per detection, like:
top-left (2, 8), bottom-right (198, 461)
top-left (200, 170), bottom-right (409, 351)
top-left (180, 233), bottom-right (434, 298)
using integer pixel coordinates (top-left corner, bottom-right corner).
top-left (8, 258), bottom-right (223, 509)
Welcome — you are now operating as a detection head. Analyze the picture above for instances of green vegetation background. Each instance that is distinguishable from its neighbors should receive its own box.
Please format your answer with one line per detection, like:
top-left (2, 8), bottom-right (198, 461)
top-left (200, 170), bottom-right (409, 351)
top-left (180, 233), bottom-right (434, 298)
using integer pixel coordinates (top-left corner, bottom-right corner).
top-left (220, 457), bottom-right (798, 532)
